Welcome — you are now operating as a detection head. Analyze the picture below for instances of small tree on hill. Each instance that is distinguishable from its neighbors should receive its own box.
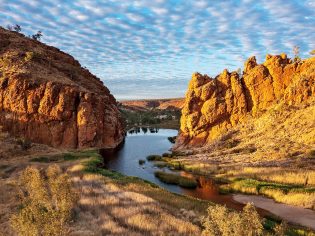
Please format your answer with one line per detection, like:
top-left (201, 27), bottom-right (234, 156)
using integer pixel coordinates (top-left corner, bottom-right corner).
top-left (32, 31), bottom-right (43, 41)
top-left (310, 50), bottom-right (315, 56)
top-left (293, 46), bottom-right (301, 62)
top-left (13, 24), bottom-right (21, 32)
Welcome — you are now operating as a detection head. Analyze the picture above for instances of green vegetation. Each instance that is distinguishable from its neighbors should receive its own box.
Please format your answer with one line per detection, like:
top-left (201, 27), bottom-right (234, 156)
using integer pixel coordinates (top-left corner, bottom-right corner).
top-left (154, 171), bottom-right (197, 188)
top-left (11, 165), bottom-right (77, 235)
top-left (162, 152), bottom-right (173, 157)
top-left (16, 138), bottom-right (32, 150)
top-left (30, 149), bottom-right (99, 163)
top-left (167, 136), bottom-right (176, 143)
top-left (138, 159), bottom-right (145, 165)
top-left (120, 108), bottom-right (181, 129)
top-left (146, 154), bottom-right (163, 161)
top-left (31, 31), bottom-right (43, 41)
top-left (221, 178), bottom-right (315, 209)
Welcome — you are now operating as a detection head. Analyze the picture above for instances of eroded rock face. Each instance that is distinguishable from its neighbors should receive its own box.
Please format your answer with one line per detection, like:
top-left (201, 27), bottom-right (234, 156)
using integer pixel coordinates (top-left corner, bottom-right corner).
top-left (174, 54), bottom-right (315, 149)
top-left (0, 27), bottom-right (124, 149)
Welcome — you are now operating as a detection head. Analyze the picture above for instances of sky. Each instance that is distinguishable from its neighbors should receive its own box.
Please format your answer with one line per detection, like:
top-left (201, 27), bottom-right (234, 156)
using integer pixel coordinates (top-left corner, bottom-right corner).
top-left (0, 0), bottom-right (314, 100)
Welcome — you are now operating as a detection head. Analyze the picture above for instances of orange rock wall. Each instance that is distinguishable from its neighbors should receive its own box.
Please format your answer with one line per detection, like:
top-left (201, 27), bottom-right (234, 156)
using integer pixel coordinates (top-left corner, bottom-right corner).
top-left (174, 54), bottom-right (315, 149)
top-left (0, 27), bottom-right (124, 149)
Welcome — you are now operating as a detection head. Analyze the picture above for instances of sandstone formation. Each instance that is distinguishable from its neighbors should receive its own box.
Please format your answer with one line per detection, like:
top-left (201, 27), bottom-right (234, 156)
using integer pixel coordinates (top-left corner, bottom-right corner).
top-left (0, 27), bottom-right (124, 149)
top-left (174, 54), bottom-right (315, 149)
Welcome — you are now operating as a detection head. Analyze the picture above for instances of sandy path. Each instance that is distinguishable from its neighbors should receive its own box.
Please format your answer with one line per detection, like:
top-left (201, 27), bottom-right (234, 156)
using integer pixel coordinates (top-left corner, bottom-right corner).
top-left (233, 194), bottom-right (315, 230)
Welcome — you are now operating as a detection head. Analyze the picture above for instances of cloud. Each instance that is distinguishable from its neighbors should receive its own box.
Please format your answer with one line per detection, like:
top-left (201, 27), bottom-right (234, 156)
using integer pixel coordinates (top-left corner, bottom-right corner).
top-left (0, 0), bottom-right (314, 99)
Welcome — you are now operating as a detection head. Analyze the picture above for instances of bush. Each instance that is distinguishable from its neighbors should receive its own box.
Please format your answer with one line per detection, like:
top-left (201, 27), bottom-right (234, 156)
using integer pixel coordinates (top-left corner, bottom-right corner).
top-left (154, 171), bottom-right (197, 188)
top-left (10, 165), bottom-right (77, 235)
top-left (162, 152), bottom-right (172, 157)
top-left (168, 136), bottom-right (176, 143)
top-left (24, 51), bottom-right (34, 62)
top-left (16, 138), bottom-right (32, 150)
top-left (138, 159), bottom-right (145, 165)
top-left (202, 203), bottom-right (263, 236)
top-left (146, 155), bottom-right (162, 161)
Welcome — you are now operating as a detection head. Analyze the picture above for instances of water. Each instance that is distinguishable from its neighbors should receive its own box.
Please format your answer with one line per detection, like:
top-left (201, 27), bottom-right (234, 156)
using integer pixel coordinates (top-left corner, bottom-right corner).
top-left (101, 128), bottom-right (242, 209)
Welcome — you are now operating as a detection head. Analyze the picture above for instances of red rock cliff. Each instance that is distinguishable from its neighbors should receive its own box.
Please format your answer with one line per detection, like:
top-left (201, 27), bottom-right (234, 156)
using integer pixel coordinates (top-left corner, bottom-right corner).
top-left (0, 27), bottom-right (125, 149)
top-left (174, 54), bottom-right (315, 149)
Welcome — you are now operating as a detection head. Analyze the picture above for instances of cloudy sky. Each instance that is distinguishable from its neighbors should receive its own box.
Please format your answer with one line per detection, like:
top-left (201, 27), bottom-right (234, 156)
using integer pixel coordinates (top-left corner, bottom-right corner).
top-left (0, 0), bottom-right (314, 99)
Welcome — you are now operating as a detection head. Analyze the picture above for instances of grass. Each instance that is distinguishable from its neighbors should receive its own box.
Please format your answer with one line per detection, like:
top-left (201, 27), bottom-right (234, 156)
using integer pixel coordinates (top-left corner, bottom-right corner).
top-left (154, 171), bottom-right (198, 188)
top-left (10, 165), bottom-right (77, 235)
top-left (146, 154), bottom-right (163, 161)
top-left (80, 150), bottom-right (209, 213)
top-left (219, 167), bottom-right (315, 186)
top-left (221, 178), bottom-right (315, 209)
top-left (30, 149), bottom-right (99, 163)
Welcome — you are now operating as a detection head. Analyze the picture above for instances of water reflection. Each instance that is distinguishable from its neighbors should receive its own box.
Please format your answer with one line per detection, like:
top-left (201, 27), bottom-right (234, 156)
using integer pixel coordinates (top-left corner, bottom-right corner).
top-left (128, 127), bottom-right (159, 134)
top-left (101, 128), bottom-right (243, 209)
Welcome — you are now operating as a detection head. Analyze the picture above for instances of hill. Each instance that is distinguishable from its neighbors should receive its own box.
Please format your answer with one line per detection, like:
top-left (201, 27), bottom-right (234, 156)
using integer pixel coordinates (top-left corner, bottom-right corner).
top-left (120, 98), bottom-right (184, 111)
top-left (0, 27), bottom-right (124, 149)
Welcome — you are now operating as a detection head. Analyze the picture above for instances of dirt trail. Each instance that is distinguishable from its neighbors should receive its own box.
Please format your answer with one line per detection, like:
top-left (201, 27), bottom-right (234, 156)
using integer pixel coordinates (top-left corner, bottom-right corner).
top-left (233, 194), bottom-right (315, 230)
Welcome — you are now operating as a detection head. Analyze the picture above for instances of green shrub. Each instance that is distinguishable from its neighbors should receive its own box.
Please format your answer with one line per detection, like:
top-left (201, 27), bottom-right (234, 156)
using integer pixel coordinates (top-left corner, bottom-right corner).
top-left (16, 138), bottom-right (32, 150)
top-left (162, 152), bottom-right (172, 157)
top-left (154, 171), bottom-right (197, 188)
top-left (10, 165), bottom-right (77, 236)
top-left (146, 155), bottom-right (162, 161)
top-left (168, 136), bottom-right (176, 143)
top-left (138, 159), bottom-right (145, 165)
top-left (202, 203), bottom-right (263, 236)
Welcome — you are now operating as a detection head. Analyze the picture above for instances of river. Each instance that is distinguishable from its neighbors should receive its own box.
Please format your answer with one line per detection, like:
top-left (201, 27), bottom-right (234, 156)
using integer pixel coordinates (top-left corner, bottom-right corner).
top-left (101, 127), bottom-right (243, 209)
top-left (100, 128), bottom-right (315, 230)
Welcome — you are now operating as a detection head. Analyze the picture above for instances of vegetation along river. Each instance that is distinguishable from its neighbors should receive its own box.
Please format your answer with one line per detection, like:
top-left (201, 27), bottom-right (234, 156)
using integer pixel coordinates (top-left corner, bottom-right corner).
top-left (101, 128), bottom-right (244, 209)
top-left (100, 128), bottom-right (315, 230)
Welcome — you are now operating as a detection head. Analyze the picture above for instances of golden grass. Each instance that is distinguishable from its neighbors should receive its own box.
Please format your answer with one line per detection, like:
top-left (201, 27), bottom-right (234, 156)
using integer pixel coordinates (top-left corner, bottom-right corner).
top-left (221, 167), bottom-right (315, 186)
top-left (260, 188), bottom-right (315, 209)
top-left (10, 165), bottom-right (77, 236)
top-left (202, 203), bottom-right (264, 236)
top-left (221, 178), bottom-right (315, 209)
top-left (70, 167), bottom-right (201, 235)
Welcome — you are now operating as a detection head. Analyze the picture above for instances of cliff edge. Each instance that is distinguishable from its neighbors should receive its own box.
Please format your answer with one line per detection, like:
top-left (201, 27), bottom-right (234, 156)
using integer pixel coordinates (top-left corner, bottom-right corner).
top-left (0, 27), bottom-right (124, 149)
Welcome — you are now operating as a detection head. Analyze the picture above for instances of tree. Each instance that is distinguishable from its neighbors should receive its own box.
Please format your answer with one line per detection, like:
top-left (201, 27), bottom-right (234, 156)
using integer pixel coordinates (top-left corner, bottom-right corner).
top-left (293, 45), bottom-right (301, 62)
top-left (32, 31), bottom-right (43, 41)
top-left (310, 49), bottom-right (315, 55)
top-left (13, 24), bottom-right (21, 32)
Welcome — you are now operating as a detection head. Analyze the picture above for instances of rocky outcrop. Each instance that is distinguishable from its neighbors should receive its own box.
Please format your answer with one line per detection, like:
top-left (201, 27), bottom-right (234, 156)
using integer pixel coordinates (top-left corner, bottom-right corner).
top-left (0, 27), bottom-right (124, 149)
top-left (174, 54), bottom-right (315, 149)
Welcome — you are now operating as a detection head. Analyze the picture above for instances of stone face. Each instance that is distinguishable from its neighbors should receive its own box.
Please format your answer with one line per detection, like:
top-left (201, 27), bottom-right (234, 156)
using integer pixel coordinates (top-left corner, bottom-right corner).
top-left (0, 27), bottom-right (124, 149)
top-left (174, 54), bottom-right (315, 149)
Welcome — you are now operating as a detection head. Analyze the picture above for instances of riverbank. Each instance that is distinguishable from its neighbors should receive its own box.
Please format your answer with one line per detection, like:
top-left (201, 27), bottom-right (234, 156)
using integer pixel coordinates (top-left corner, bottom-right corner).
top-left (0, 142), bottom-right (204, 235)
top-left (81, 150), bottom-right (315, 234)
top-left (1, 143), bottom-right (314, 235)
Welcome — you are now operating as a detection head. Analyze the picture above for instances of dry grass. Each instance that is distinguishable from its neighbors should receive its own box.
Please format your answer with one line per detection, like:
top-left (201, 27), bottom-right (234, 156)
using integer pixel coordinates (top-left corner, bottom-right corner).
top-left (220, 167), bottom-right (315, 186)
top-left (69, 167), bottom-right (201, 235)
top-left (202, 203), bottom-right (264, 236)
top-left (260, 188), bottom-right (315, 209)
top-left (10, 165), bottom-right (77, 236)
